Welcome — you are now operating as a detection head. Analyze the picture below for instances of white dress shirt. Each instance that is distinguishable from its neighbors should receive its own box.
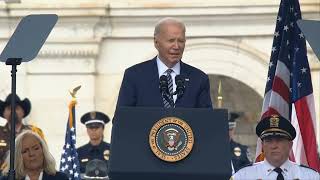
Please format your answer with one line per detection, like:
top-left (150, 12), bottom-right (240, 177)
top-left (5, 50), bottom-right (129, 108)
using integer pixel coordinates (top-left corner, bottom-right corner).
top-left (156, 56), bottom-right (181, 102)
top-left (232, 159), bottom-right (319, 180)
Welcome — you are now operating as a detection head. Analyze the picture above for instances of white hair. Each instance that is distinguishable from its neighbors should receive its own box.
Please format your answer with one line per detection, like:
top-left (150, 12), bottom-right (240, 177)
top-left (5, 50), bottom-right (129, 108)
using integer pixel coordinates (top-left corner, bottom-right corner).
top-left (154, 17), bottom-right (186, 37)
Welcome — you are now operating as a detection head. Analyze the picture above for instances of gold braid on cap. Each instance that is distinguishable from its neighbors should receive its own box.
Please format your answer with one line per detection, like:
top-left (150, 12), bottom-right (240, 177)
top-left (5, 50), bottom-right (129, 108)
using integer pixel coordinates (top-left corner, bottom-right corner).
top-left (261, 128), bottom-right (292, 139)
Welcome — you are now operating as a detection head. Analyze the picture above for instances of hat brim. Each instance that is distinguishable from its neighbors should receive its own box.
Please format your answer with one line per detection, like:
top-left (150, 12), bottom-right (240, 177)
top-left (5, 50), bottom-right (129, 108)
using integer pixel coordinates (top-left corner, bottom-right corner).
top-left (260, 128), bottom-right (293, 140)
top-left (0, 98), bottom-right (31, 118)
top-left (86, 122), bottom-right (104, 129)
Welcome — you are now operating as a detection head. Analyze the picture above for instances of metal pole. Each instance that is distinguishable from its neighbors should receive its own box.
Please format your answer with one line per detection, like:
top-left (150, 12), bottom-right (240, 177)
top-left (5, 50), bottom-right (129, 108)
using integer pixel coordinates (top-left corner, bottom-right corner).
top-left (6, 58), bottom-right (22, 180)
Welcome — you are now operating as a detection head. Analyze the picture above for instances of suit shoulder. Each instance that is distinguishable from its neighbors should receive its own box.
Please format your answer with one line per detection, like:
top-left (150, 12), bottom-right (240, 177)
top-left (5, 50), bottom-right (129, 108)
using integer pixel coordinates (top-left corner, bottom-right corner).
top-left (237, 163), bottom-right (254, 170)
top-left (77, 143), bottom-right (90, 151)
top-left (125, 59), bottom-right (155, 73)
top-left (182, 62), bottom-right (208, 77)
top-left (230, 140), bottom-right (248, 149)
top-left (101, 141), bottom-right (111, 148)
top-left (232, 163), bottom-right (255, 178)
top-left (183, 63), bottom-right (207, 75)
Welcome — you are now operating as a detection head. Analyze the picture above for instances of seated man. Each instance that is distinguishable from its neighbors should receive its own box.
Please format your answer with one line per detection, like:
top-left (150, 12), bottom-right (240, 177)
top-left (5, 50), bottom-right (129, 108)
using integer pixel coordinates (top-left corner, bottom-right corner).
top-left (77, 111), bottom-right (110, 174)
top-left (0, 94), bottom-right (43, 168)
top-left (232, 114), bottom-right (319, 179)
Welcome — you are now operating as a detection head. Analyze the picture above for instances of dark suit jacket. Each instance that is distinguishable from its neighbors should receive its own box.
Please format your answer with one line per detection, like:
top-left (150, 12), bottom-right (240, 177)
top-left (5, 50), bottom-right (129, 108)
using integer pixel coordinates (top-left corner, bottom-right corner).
top-left (0, 171), bottom-right (68, 180)
top-left (117, 57), bottom-right (212, 108)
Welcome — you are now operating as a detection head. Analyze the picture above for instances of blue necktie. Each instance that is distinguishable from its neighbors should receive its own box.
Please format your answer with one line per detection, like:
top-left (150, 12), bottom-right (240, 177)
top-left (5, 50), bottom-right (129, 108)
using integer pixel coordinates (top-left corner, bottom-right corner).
top-left (274, 167), bottom-right (284, 180)
top-left (163, 69), bottom-right (174, 108)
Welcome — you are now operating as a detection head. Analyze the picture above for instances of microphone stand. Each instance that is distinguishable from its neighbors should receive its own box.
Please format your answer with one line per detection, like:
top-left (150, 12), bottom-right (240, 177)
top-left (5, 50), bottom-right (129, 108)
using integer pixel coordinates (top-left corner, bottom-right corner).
top-left (6, 58), bottom-right (22, 180)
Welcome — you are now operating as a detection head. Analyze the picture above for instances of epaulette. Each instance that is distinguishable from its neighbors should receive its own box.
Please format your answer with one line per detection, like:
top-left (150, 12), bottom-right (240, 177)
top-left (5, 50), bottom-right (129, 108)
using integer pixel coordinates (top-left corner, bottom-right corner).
top-left (299, 164), bottom-right (318, 173)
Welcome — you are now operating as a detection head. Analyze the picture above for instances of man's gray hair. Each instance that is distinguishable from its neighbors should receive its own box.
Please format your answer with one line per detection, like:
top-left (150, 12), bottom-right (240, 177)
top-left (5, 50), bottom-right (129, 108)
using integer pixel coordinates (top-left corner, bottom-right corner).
top-left (2, 130), bottom-right (57, 179)
top-left (154, 17), bottom-right (186, 37)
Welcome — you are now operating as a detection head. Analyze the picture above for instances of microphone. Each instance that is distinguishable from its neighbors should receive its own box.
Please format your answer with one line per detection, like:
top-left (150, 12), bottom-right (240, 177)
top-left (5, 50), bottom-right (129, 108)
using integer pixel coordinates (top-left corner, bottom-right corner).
top-left (174, 75), bottom-right (185, 99)
top-left (159, 75), bottom-right (169, 95)
top-left (159, 75), bottom-right (174, 107)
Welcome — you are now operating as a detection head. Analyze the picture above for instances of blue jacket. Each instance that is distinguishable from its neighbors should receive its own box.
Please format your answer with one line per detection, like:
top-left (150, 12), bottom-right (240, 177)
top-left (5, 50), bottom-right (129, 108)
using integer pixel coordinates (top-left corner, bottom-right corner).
top-left (0, 171), bottom-right (68, 180)
top-left (117, 57), bottom-right (212, 108)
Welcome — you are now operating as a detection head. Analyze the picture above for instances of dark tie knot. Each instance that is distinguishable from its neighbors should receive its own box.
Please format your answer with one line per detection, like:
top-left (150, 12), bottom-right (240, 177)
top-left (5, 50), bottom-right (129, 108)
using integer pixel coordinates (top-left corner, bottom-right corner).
top-left (274, 167), bottom-right (284, 180)
top-left (274, 167), bottom-right (282, 174)
top-left (166, 69), bottom-right (173, 75)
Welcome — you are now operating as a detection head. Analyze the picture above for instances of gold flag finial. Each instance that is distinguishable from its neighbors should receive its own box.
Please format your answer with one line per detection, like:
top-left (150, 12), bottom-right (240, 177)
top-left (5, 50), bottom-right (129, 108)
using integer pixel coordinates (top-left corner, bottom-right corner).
top-left (69, 85), bottom-right (81, 99)
top-left (217, 80), bottom-right (223, 108)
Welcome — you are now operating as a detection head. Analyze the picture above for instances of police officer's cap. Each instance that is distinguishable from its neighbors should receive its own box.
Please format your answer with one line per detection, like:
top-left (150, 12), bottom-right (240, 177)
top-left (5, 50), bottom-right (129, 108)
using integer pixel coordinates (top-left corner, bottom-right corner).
top-left (81, 111), bottom-right (110, 128)
top-left (256, 114), bottom-right (296, 141)
top-left (84, 159), bottom-right (108, 180)
top-left (229, 112), bottom-right (239, 130)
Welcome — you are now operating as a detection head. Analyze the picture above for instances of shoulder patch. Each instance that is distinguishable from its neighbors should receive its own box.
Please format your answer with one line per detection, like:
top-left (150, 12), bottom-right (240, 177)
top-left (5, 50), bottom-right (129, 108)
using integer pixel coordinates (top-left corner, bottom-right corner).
top-left (299, 164), bottom-right (318, 173)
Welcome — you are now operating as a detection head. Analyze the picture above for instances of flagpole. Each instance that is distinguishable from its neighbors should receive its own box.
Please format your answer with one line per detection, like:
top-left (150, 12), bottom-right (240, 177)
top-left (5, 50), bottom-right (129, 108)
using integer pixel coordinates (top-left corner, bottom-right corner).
top-left (69, 85), bottom-right (81, 127)
top-left (59, 85), bottom-right (82, 179)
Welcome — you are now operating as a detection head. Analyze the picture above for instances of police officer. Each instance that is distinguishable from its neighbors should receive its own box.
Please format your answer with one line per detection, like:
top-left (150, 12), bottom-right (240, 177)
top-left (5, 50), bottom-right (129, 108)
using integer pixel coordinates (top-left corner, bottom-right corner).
top-left (0, 94), bottom-right (44, 168)
top-left (232, 114), bottom-right (320, 179)
top-left (229, 112), bottom-right (251, 172)
top-left (77, 111), bottom-right (111, 174)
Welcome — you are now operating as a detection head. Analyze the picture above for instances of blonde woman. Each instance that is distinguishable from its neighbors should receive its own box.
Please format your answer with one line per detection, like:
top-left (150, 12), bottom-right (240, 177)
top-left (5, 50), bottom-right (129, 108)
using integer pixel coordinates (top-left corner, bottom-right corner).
top-left (1, 130), bottom-right (68, 180)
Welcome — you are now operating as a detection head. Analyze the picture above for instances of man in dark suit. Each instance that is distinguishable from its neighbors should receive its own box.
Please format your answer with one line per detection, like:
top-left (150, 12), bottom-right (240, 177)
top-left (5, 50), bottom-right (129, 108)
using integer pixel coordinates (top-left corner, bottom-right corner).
top-left (117, 17), bottom-right (212, 108)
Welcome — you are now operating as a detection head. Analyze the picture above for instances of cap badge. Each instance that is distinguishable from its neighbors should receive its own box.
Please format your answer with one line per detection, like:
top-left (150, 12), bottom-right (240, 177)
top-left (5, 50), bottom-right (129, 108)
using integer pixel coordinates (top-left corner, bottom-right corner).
top-left (233, 147), bottom-right (241, 157)
top-left (90, 112), bottom-right (96, 119)
top-left (95, 169), bottom-right (99, 176)
top-left (270, 115), bottom-right (279, 128)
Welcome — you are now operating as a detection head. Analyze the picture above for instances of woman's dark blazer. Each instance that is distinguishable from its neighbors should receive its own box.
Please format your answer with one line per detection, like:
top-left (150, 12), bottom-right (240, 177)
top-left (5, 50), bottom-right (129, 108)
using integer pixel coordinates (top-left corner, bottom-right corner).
top-left (0, 171), bottom-right (69, 180)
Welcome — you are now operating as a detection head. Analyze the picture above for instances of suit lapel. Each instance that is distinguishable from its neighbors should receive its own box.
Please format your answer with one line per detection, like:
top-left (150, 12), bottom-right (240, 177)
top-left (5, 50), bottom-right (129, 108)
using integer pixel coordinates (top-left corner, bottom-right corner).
top-left (148, 57), bottom-right (163, 107)
top-left (175, 61), bottom-right (191, 107)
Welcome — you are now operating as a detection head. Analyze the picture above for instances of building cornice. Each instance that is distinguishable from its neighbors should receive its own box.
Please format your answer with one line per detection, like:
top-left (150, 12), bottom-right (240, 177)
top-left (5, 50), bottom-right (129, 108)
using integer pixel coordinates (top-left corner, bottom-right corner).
top-left (0, 0), bottom-right (318, 58)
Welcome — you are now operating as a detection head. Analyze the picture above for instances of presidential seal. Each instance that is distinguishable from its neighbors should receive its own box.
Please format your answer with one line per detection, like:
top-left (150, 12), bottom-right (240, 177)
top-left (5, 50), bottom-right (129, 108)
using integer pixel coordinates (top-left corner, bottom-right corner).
top-left (149, 117), bottom-right (194, 162)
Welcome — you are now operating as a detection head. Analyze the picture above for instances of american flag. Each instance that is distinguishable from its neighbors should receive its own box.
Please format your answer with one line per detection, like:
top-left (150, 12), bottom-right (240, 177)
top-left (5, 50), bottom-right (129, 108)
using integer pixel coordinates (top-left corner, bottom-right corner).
top-left (60, 100), bottom-right (81, 179)
top-left (256, 0), bottom-right (320, 171)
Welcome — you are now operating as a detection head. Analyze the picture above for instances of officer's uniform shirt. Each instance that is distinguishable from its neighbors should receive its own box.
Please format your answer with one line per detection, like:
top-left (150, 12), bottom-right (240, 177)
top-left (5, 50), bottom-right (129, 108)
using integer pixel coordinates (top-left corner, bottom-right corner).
top-left (230, 139), bottom-right (251, 172)
top-left (0, 123), bottom-right (33, 167)
top-left (77, 141), bottom-right (110, 173)
top-left (232, 159), bottom-right (320, 180)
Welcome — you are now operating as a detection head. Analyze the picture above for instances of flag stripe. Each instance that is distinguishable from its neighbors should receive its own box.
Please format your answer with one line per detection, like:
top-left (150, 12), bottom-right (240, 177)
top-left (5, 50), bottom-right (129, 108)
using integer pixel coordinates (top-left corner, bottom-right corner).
top-left (294, 96), bottom-right (319, 170)
top-left (274, 60), bottom-right (290, 88)
top-left (272, 76), bottom-right (290, 103)
top-left (255, 0), bottom-right (320, 171)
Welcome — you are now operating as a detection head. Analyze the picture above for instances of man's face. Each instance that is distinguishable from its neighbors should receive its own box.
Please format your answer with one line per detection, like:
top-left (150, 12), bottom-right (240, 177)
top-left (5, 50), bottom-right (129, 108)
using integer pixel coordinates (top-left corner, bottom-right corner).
top-left (229, 128), bottom-right (235, 141)
top-left (3, 105), bottom-right (25, 123)
top-left (154, 22), bottom-right (186, 68)
top-left (262, 136), bottom-right (292, 167)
